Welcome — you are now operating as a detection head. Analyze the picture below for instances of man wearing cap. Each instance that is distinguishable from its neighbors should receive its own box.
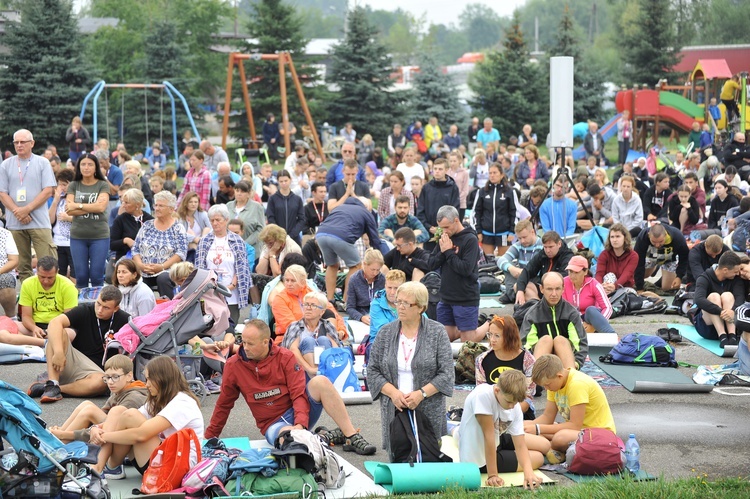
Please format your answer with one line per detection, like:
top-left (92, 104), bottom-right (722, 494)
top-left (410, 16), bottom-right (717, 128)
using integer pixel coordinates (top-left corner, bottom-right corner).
top-left (520, 272), bottom-right (588, 370)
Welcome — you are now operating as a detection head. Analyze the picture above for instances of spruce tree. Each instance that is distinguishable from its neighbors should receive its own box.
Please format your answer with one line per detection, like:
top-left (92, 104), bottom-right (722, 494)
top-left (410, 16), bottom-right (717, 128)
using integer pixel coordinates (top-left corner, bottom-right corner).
top-left (621, 0), bottom-right (682, 86)
top-left (0, 0), bottom-right (91, 152)
top-left (411, 51), bottom-right (465, 128)
top-left (327, 5), bottom-right (404, 143)
top-left (468, 12), bottom-right (547, 140)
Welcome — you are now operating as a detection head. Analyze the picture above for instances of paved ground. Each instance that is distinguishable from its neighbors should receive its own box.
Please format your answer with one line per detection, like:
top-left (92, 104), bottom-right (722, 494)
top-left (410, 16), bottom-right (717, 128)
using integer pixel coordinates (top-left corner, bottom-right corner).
top-left (5, 306), bottom-right (750, 490)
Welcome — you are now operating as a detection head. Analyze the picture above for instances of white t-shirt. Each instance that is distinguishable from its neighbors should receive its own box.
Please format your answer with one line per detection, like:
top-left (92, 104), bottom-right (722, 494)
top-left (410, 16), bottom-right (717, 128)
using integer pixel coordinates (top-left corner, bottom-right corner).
top-left (396, 333), bottom-right (417, 393)
top-left (139, 391), bottom-right (204, 465)
top-left (206, 236), bottom-right (238, 305)
top-left (397, 164), bottom-right (425, 191)
top-left (0, 227), bottom-right (19, 268)
top-left (457, 383), bottom-right (524, 467)
top-left (474, 163), bottom-right (490, 189)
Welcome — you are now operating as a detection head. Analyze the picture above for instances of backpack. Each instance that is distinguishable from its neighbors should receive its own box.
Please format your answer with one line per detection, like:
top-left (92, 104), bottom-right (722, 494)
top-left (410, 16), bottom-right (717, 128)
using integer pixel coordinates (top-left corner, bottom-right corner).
top-left (318, 347), bottom-right (360, 393)
top-left (512, 299), bottom-right (538, 330)
top-left (389, 409), bottom-right (453, 464)
top-left (455, 341), bottom-right (488, 384)
top-left (225, 467), bottom-right (318, 499)
top-left (610, 291), bottom-right (667, 317)
top-left (567, 428), bottom-right (625, 475)
top-left (420, 271), bottom-right (441, 320)
top-left (599, 333), bottom-right (677, 367)
top-left (478, 274), bottom-right (501, 294)
top-left (180, 458), bottom-right (231, 497)
top-left (140, 428), bottom-right (202, 494)
top-left (273, 429), bottom-right (346, 489)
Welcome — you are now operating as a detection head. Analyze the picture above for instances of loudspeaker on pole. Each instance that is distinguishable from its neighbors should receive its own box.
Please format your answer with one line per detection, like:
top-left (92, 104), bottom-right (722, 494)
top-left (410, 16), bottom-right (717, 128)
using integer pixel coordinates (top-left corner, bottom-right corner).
top-left (549, 56), bottom-right (574, 148)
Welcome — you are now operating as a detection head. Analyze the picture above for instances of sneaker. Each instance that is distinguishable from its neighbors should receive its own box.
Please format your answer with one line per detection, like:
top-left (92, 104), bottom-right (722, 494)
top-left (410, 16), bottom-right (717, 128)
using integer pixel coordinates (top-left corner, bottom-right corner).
top-left (343, 432), bottom-right (376, 456)
top-left (545, 449), bottom-right (565, 465)
top-left (41, 381), bottom-right (62, 403)
top-left (210, 373), bottom-right (223, 386)
top-left (103, 464), bottom-right (125, 480)
top-left (720, 335), bottom-right (729, 348)
top-left (314, 426), bottom-right (346, 446)
top-left (27, 381), bottom-right (46, 398)
top-left (204, 380), bottom-right (222, 394)
top-left (726, 334), bottom-right (739, 346)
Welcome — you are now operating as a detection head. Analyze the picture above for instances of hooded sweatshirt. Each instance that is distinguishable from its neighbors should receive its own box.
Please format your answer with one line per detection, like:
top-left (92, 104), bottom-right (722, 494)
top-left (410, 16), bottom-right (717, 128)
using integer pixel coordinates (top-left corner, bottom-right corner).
top-left (516, 244), bottom-right (574, 293)
top-left (520, 297), bottom-right (589, 369)
top-left (72, 381), bottom-right (148, 441)
top-left (266, 190), bottom-right (305, 243)
top-left (633, 224), bottom-right (689, 290)
top-left (562, 276), bottom-right (613, 318)
top-left (611, 193), bottom-right (643, 232)
top-left (417, 176), bottom-right (460, 232)
top-left (118, 281), bottom-right (157, 317)
top-left (317, 197), bottom-right (384, 250)
top-left (694, 268), bottom-right (746, 316)
top-left (427, 225), bottom-right (480, 306)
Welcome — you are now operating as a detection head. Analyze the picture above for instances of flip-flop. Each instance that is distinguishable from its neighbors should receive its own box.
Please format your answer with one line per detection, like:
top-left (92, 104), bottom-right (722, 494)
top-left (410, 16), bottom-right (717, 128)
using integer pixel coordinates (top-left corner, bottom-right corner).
top-left (667, 327), bottom-right (683, 343)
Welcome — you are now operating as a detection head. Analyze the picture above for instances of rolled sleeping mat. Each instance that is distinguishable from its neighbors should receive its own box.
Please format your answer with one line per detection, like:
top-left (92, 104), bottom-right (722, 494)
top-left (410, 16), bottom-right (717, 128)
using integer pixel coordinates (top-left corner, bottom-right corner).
top-left (364, 461), bottom-right (481, 494)
top-left (340, 391), bottom-right (373, 405)
top-left (630, 381), bottom-right (714, 393)
top-left (689, 229), bottom-right (721, 241)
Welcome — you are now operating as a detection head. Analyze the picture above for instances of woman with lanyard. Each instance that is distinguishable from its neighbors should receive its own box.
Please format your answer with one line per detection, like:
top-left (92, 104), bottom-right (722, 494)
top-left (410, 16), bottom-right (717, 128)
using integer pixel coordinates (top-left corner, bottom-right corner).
top-left (367, 281), bottom-right (454, 454)
top-left (346, 249), bottom-right (386, 326)
top-left (226, 180), bottom-right (266, 261)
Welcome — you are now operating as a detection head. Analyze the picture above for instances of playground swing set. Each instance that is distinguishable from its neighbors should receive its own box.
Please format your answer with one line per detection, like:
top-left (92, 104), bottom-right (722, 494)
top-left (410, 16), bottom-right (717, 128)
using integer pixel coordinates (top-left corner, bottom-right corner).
top-left (80, 80), bottom-right (201, 163)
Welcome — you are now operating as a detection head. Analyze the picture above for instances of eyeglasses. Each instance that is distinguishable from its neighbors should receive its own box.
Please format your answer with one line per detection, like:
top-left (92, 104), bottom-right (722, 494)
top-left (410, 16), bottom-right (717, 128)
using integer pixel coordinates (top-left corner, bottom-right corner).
top-left (102, 374), bottom-right (123, 383)
top-left (302, 303), bottom-right (324, 310)
top-left (486, 333), bottom-right (503, 340)
top-left (12, 140), bottom-right (31, 145)
top-left (393, 242), bottom-right (410, 249)
top-left (394, 301), bottom-right (419, 309)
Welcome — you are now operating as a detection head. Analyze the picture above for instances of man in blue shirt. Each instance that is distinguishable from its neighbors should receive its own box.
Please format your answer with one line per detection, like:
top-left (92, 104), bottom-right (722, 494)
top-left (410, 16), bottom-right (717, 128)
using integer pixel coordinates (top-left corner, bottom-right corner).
top-left (378, 195), bottom-right (429, 244)
top-left (325, 142), bottom-right (366, 189)
top-left (476, 118), bottom-right (501, 150)
top-left (539, 178), bottom-right (578, 237)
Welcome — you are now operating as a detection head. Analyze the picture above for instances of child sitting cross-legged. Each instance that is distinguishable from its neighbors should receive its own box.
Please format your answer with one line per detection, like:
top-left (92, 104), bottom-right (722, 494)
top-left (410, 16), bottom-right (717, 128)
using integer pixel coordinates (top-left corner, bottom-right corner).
top-left (458, 369), bottom-right (547, 489)
top-left (524, 354), bottom-right (615, 454)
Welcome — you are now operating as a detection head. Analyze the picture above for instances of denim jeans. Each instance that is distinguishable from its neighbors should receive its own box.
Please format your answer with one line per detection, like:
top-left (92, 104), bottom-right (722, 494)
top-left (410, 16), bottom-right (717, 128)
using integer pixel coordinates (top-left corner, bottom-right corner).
top-left (70, 238), bottom-right (109, 288)
top-left (299, 335), bottom-right (333, 355)
top-left (738, 338), bottom-right (750, 376)
top-left (584, 306), bottom-right (615, 333)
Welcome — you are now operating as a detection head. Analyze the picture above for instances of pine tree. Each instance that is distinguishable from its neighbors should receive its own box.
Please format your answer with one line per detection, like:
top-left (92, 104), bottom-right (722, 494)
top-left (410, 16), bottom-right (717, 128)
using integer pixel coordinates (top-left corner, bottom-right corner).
top-left (327, 6), bottom-right (405, 143)
top-left (0, 0), bottom-right (92, 151)
top-left (411, 51), bottom-right (465, 128)
top-left (621, 0), bottom-right (682, 86)
top-left (468, 12), bottom-right (547, 140)
top-left (550, 5), bottom-right (607, 124)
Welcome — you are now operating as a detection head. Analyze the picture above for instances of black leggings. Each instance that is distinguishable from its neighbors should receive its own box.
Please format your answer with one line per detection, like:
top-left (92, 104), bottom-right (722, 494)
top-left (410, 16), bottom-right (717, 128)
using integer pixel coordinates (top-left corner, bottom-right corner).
top-left (142, 272), bottom-right (175, 299)
top-left (722, 99), bottom-right (740, 123)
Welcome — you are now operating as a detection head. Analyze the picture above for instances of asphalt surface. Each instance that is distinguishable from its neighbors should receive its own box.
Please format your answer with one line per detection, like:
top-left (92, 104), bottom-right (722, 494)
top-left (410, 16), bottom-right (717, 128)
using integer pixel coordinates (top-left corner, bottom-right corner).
top-left (3, 307), bottom-right (749, 491)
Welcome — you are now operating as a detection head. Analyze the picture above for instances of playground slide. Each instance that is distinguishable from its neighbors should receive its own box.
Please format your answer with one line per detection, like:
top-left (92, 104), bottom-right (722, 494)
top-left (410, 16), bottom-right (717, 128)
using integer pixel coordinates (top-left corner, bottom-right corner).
top-left (657, 104), bottom-right (695, 134)
top-left (658, 92), bottom-right (704, 120)
top-left (571, 113), bottom-right (621, 160)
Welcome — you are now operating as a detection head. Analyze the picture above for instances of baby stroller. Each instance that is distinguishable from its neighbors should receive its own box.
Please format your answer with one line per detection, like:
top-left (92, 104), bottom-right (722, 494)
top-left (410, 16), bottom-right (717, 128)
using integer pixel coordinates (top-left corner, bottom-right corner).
top-left (127, 268), bottom-right (232, 402)
top-left (0, 381), bottom-right (109, 498)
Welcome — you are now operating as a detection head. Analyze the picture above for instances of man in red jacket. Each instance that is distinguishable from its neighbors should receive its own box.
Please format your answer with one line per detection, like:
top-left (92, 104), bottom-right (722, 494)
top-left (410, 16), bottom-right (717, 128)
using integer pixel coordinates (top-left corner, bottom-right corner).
top-left (205, 319), bottom-right (376, 455)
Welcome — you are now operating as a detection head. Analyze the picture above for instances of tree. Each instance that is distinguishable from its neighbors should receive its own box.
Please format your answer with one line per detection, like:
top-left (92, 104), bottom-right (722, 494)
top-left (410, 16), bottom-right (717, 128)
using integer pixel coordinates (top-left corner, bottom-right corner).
top-left (468, 12), bottom-right (547, 140)
top-left (550, 5), bottom-right (607, 123)
top-left (411, 51), bottom-right (465, 128)
top-left (327, 6), bottom-right (405, 143)
top-left (620, 0), bottom-right (682, 86)
top-left (0, 0), bottom-right (91, 151)
top-left (459, 3), bottom-right (505, 51)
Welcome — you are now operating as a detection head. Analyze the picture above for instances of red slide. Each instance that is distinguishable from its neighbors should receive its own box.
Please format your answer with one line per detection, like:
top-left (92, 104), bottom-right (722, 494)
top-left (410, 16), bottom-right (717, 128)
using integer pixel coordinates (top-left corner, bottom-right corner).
top-left (657, 105), bottom-right (694, 134)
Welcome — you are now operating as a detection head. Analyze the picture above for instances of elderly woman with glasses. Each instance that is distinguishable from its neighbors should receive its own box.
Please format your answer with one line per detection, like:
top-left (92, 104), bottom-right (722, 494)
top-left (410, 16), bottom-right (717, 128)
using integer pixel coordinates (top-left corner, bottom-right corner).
top-left (195, 204), bottom-right (254, 325)
top-left (281, 291), bottom-right (343, 376)
top-left (367, 281), bottom-right (454, 454)
top-left (475, 316), bottom-right (537, 419)
top-left (132, 191), bottom-right (188, 299)
top-left (110, 188), bottom-right (153, 262)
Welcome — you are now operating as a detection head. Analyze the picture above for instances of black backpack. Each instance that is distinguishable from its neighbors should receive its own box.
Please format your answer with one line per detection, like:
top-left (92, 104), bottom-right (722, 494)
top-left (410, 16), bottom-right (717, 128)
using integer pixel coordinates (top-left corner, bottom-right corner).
top-left (420, 272), bottom-right (441, 321)
top-left (389, 409), bottom-right (452, 465)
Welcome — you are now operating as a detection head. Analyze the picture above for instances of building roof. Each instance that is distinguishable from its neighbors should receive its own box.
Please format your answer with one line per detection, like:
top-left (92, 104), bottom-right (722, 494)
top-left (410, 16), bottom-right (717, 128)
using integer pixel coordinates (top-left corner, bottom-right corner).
top-left (78, 17), bottom-right (119, 34)
top-left (674, 45), bottom-right (750, 75)
top-left (691, 59), bottom-right (733, 81)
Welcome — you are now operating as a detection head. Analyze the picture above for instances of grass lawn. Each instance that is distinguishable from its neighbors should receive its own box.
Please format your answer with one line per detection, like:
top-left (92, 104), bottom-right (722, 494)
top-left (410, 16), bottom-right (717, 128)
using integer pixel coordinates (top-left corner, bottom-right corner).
top-left (394, 476), bottom-right (749, 498)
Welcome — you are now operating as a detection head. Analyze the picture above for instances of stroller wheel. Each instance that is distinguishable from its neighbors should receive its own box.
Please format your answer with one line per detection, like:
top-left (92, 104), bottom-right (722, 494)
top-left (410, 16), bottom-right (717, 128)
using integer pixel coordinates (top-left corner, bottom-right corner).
top-left (188, 379), bottom-right (207, 405)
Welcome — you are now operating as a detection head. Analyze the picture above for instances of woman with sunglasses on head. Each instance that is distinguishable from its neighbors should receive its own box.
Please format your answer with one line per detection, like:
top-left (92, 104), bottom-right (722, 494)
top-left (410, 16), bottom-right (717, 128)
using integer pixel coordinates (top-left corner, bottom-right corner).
top-left (475, 316), bottom-right (537, 419)
top-left (367, 281), bottom-right (454, 454)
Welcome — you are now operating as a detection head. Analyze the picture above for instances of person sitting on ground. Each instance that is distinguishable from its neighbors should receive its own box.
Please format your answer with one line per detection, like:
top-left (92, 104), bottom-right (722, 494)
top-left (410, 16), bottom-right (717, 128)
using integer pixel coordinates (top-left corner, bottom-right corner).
top-left (708, 179), bottom-right (739, 230)
top-left (515, 231), bottom-right (574, 305)
top-left (205, 319), bottom-right (376, 455)
top-left (539, 178), bottom-right (577, 237)
top-left (520, 272), bottom-right (588, 370)
top-left (594, 223), bottom-right (639, 294)
top-left (112, 258), bottom-right (156, 317)
top-left (587, 183), bottom-right (614, 227)
top-left (110, 188), bottom-right (154, 262)
top-left (382, 227), bottom-right (430, 282)
top-left (475, 316), bottom-right (537, 419)
top-left (378, 195), bottom-right (428, 244)
top-left (281, 291), bottom-right (344, 377)
top-left (346, 248), bottom-right (385, 325)
top-left (633, 223), bottom-right (689, 292)
top-left (611, 175), bottom-right (643, 238)
top-left (2, 256), bottom-right (78, 348)
top-left (693, 251), bottom-right (744, 348)
top-left (524, 354), bottom-right (615, 453)
top-left (366, 269), bottom-right (407, 363)
top-left (49, 354), bottom-right (147, 443)
top-left (684, 234), bottom-right (730, 289)
top-left (458, 369), bottom-right (547, 489)
top-left (496, 219), bottom-right (542, 303)
top-left (254, 224), bottom-right (303, 291)
top-left (667, 185), bottom-right (701, 235)
top-left (642, 172), bottom-right (671, 222)
top-left (94, 355), bottom-right (204, 478)
top-left (562, 256), bottom-right (615, 333)
top-left (27, 286), bottom-right (130, 403)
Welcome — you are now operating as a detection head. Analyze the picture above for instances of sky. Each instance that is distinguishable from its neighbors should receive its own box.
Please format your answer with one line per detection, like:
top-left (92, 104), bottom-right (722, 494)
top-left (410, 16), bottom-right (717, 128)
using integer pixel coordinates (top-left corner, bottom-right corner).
top-left (357, 0), bottom-right (528, 27)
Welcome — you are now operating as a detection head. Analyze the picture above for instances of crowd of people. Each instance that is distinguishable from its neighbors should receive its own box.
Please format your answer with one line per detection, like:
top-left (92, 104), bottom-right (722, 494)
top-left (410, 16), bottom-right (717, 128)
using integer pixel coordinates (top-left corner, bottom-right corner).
top-left (2, 111), bottom-right (750, 488)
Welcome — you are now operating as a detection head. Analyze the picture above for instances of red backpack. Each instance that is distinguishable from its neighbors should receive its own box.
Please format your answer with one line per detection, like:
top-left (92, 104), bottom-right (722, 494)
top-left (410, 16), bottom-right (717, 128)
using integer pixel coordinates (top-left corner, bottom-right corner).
top-left (141, 428), bottom-right (202, 494)
top-left (567, 428), bottom-right (625, 475)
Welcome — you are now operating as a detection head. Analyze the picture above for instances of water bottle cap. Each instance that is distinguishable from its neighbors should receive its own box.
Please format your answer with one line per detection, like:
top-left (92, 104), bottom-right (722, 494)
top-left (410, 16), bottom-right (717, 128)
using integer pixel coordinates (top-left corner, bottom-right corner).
top-left (629, 433), bottom-right (636, 438)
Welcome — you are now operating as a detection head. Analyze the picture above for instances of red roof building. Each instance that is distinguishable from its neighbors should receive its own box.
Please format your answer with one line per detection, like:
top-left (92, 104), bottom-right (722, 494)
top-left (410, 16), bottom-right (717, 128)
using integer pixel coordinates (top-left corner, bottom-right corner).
top-left (674, 45), bottom-right (750, 76)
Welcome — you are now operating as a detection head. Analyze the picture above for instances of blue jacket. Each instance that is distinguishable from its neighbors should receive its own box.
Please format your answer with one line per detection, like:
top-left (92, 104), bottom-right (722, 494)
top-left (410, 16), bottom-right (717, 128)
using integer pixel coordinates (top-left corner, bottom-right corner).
top-left (539, 196), bottom-right (577, 236)
top-left (444, 134), bottom-right (462, 150)
top-left (515, 159), bottom-right (550, 185)
top-left (317, 197), bottom-right (384, 251)
top-left (325, 160), bottom-right (367, 188)
top-left (369, 289), bottom-right (396, 342)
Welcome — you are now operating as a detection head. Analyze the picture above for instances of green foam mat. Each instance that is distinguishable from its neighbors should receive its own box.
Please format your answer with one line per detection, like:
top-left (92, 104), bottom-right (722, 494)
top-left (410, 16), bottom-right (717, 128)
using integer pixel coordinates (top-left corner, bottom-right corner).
top-left (562, 469), bottom-right (657, 483)
top-left (668, 322), bottom-right (727, 357)
top-left (364, 461), bottom-right (481, 493)
top-left (479, 298), bottom-right (503, 309)
top-left (588, 347), bottom-right (712, 393)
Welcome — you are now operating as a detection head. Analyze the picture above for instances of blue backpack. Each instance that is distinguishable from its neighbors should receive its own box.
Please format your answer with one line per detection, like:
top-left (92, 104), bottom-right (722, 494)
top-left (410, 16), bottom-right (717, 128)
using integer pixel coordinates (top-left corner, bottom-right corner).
top-left (599, 333), bottom-right (677, 367)
top-left (318, 347), bottom-right (361, 393)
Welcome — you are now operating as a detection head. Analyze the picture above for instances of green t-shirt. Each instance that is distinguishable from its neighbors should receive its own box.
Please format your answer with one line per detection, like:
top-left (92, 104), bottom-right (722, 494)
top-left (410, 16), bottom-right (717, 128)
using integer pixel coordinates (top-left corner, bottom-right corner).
top-left (68, 179), bottom-right (110, 240)
top-left (19, 275), bottom-right (79, 325)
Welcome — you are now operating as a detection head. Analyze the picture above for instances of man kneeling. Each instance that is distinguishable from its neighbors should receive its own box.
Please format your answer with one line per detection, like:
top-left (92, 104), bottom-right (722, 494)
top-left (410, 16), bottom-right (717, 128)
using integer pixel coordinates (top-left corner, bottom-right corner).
top-left (205, 319), bottom-right (376, 455)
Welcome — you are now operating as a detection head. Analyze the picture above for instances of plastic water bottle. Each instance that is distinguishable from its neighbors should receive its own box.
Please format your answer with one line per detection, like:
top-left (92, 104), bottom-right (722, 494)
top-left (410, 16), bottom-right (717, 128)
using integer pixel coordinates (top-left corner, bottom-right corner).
top-left (142, 450), bottom-right (163, 493)
top-left (625, 434), bottom-right (640, 473)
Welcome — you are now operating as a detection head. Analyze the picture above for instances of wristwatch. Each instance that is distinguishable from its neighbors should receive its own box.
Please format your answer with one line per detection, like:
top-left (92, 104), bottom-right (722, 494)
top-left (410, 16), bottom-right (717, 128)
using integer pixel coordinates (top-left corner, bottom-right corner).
top-left (420, 388), bottom-right (427, 399)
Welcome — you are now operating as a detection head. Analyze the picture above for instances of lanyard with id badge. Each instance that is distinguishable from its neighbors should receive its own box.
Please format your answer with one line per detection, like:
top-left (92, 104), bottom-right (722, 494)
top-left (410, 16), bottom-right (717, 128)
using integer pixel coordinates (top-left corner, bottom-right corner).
top-left (17, 157), bottom-right (31, 203)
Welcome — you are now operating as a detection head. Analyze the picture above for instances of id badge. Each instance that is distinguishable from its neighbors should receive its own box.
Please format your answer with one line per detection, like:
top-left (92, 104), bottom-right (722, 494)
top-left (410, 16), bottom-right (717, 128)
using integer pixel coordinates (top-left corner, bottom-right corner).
top-left (16, 187), bottom-right (26, 203)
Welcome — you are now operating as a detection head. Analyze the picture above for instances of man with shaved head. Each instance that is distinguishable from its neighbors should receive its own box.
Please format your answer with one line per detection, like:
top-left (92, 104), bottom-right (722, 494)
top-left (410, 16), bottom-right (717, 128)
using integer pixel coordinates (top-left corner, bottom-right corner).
top-left (199, 140), bottom-right (229, 173)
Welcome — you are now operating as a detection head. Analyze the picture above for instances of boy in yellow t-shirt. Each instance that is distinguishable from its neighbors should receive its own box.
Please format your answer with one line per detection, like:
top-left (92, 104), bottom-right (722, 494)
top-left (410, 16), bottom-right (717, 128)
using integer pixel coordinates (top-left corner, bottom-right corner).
top-left (524, 354), bottom-right (615, 452)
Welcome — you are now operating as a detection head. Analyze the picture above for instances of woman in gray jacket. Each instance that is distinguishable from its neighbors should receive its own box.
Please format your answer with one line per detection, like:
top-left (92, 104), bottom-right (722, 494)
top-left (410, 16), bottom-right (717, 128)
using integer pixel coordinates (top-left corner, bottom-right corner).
top-left (367, 281), bottom-right (454, 456)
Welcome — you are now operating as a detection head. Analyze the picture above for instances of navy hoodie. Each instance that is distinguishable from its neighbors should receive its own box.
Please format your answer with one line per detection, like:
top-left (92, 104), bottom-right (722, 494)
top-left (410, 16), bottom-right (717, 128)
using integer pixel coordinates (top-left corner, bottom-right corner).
top-left (317, 197), bottom-right (385, 251)
top-left (266, 190), bottom-right (305, 244)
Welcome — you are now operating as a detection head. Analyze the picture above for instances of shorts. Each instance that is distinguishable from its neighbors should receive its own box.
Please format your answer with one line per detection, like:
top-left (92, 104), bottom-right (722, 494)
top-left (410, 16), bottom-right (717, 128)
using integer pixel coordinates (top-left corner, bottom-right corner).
top-left (60, 343), bottom-right (104, 386)
top-left (693, 310), bottom-right (718, 340)
top-left (264, 388), bottom-right (324, 445)
top-left (436, 302), bottom-right (479, 331)
top-left (316, 234), bottom-right (361, 268)
top-left (481, 232), bottom-right (512, 247)
top-left (134, 458), bottom-right (150, 476)
top-left (478, 433), bottom-right (519, 473)
top-left (645, 259), bottom-right (678, 274)
top-left (0, 272), bottom-right (15, 289)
